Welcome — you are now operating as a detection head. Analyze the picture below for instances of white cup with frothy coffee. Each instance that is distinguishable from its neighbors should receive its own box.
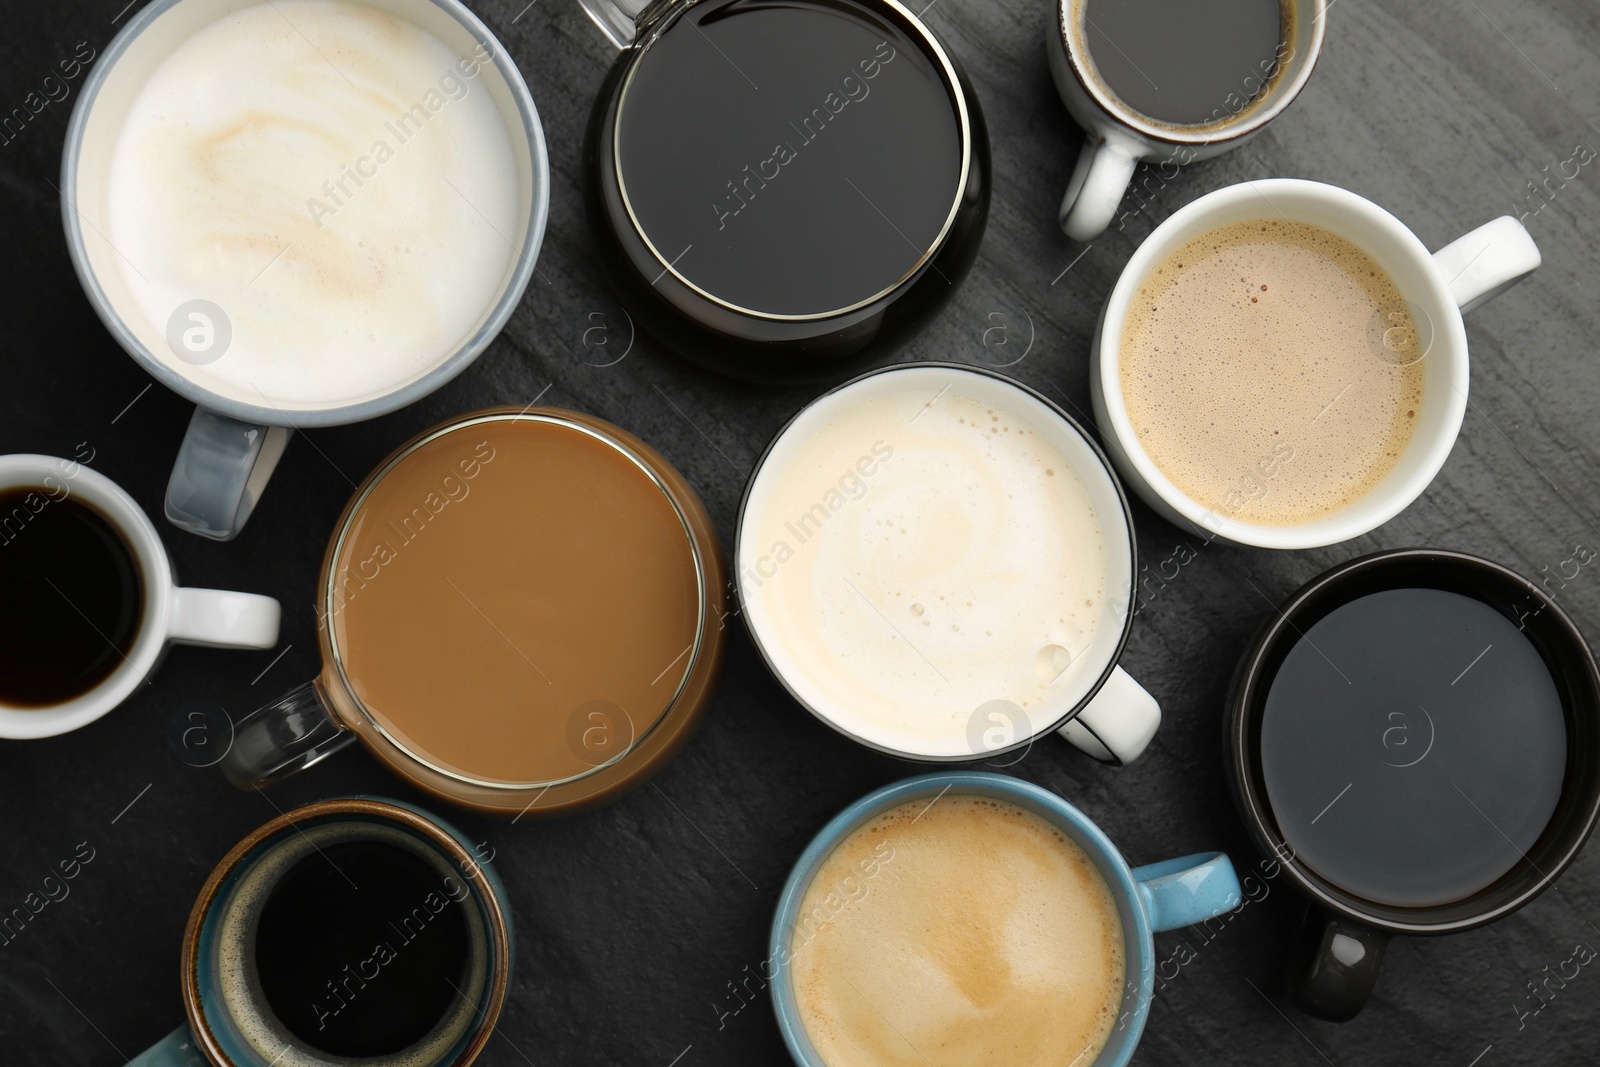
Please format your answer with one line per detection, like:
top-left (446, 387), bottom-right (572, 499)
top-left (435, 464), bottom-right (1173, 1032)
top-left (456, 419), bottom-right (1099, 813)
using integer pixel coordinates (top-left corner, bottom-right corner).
top-left (63, 0), bottom-right (549, 540)
top-left (737, 363), bottom-right (1161, 766)
top-left (1092, 178), bottom-right (1540, 550)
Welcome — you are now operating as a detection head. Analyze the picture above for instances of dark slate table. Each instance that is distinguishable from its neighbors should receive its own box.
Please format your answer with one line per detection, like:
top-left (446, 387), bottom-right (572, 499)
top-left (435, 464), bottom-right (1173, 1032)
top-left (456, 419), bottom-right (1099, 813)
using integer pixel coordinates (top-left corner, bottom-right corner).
top-left (3, 0), bottom-right (1599, 1063)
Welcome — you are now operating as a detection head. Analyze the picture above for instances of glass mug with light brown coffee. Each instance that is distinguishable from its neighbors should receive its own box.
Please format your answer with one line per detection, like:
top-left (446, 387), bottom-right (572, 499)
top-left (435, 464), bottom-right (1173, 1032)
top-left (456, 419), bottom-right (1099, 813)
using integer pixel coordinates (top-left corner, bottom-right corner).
top-left (217, 407), bottom-right (726, 816)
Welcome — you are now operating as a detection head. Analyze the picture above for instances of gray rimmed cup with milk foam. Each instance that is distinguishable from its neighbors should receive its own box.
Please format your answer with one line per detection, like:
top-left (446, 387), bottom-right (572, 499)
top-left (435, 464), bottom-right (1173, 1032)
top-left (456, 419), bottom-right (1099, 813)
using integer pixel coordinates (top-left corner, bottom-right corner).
top-left (62, 0), bottom-right (549, 541)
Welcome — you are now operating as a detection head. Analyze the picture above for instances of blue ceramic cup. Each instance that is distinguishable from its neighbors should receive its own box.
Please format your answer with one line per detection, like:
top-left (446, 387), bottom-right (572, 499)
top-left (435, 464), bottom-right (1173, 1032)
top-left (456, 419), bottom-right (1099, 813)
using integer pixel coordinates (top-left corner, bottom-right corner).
top-left (770, 772), bottom-right (1241, 1066)
top-left (126, 797), bottom-right (512, 1067)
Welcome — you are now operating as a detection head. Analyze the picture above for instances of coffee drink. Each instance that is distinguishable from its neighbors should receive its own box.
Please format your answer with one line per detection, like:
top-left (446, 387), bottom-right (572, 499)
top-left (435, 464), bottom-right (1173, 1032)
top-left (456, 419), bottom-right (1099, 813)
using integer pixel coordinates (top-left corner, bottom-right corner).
top-left (1080, 0), bottom-right (1291, 127)
top-left (105, 0), bottom-right (521, 408)
top-left (325, 412), bottom-right (705, 787)
top-left (741, 377), bottom-right (1114, 756)
top-left (1261, 587), bottom-right (1566, 907)
top-left (1120, 218), bottom-right (1424, 526)
top-left (790, 794), bottom-right (1125, 1067)
top-left (612, 0), bottom-right (962, 318)
top-left (215, 820), bottom-right (488, 1064)
top-left (0, 489), bottom-right (142, 707)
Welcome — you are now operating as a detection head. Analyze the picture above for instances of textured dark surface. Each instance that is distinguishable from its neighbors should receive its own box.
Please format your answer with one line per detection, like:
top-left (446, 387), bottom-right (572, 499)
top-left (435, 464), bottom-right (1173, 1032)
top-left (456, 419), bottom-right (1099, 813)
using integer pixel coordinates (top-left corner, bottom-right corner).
top-left (3, 0), bottom-right (1600, 1064)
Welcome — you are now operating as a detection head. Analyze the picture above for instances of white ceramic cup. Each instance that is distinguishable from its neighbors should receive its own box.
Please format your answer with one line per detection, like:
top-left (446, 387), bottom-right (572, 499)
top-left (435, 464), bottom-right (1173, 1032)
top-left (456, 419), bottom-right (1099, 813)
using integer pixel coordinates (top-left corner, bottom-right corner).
top-left (62, 0), bottom-right (549, 542)
top-left (0, 454), bottom-right (280, 739)
top-left (737, 363), bottom-right (1161, 766)
top-left (1049, 0), bottom-right (1327, 241)
top-left (1090, 178), bottom-right (1542, 550)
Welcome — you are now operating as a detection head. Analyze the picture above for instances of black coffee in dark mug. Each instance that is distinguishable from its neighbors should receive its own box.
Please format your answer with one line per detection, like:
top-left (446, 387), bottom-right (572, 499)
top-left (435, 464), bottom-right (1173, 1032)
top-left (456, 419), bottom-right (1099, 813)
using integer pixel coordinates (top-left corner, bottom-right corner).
top-left (582, 0), bottom-right (989, 383)
top-left (1225, 549), bottom-right (1600, 1021)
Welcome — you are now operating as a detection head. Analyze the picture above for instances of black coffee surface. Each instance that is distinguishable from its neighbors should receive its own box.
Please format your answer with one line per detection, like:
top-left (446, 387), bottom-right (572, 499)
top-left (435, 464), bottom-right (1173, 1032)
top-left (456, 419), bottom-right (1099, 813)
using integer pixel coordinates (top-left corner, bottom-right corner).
top-left (1083, 0), bottom-right (1284, 126)
top-left (0, 488), bottom-right (142, 706)
top-left (1261, 588), bottom-right (1566, 908)
top-left (254, 840), bottom-right (471, 1056)
top-left (615, 0), bottom-right (963, 317)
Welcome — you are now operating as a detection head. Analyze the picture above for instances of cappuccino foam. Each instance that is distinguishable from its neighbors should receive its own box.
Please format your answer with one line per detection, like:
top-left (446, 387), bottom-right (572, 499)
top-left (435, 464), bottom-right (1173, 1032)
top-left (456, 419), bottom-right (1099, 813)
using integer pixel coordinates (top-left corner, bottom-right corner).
top-left (1120, 218), bottom-right (1425, 526)
top-left (791, 795), bottom-right (1126, 1067)
top-left (742, 384), bottom-right (1110, 756)
top-left (106, 0), bottom-right (521, 409)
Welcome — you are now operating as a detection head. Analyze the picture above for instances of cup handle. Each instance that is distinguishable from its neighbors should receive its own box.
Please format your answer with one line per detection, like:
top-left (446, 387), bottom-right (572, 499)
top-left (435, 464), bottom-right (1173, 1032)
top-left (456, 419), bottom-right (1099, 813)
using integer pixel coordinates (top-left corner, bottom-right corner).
top-left (167, 587), bottom-right (281, 649)
top-left (165, 407), bottom-right (293, 542)
top-left (126, 1026), bottom-right (207, 1066)
top-left (1059, 134), bottom-right (1140, 242)
top-left (579, 0), bottom-right (665, 48)
top-left (1056, 665), bottom-right (1161, 764)
top-left (1131, 851), bottom-right (1242, 932)
top-left (1433, 216), bottom-right (1541, 314)
top-left (218, 679), bottom-right (356, 789)
top-left (1286, 903), bottom-right (1389, 1022)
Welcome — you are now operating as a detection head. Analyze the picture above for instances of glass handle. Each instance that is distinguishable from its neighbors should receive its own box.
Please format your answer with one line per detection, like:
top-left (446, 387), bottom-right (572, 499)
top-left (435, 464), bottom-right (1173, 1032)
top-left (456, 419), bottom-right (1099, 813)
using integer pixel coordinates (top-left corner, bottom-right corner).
top-left (220, 679), bottom-right (356, 790)
top-left (578, 0), bottom-right (673, 48)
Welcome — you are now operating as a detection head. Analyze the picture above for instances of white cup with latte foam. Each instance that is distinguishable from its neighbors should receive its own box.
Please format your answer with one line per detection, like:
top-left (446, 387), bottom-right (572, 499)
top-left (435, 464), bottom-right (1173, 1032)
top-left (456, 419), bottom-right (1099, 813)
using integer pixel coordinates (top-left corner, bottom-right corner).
top-left (737, 363), bottom-right (1161, 766)
top-left (62, 0), bottom-right (549, 541)
top-left (1092, 178), bottom-right (1541, 550)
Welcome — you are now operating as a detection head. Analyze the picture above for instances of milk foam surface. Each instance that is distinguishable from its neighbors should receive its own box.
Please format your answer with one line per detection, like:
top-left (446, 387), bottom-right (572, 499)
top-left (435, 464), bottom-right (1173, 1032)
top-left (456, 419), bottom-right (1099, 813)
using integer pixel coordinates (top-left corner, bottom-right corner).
top-left (745, 388), bottom-right (1109, 755)
top-left (791, 795), bottom-right (1126, 1067)
top-left (106, 0), bottom-right (521, 408)
top-left (1120, 218), bottom-right (1425, 525)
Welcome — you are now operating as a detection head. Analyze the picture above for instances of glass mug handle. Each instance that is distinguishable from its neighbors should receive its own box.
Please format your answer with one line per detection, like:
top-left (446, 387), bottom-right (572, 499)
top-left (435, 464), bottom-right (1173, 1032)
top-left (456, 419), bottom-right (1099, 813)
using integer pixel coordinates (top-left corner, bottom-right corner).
top-left (165, 407), bottom-right (293, 541)
top-left (220, 680), bottom-right (356, 789)
top-left (579, 0), bottom-right (670, 48)
top-left (1058, 133), bottom-right (1141, 242)
top-left (1057, 666), bottom-right (1161, 764)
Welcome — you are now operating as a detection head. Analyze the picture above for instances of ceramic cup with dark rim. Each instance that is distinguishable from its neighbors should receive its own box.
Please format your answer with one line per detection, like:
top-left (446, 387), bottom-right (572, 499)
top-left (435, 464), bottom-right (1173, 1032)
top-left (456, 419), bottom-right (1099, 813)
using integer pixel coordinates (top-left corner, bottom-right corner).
top-left (216, 406), bottom-right (726, 817)
top-left (737, 363), bottom-right (1161, 766)
top-left (1225, 548), bottom-right (1600, 1021)
top-left (63, 0), bottom-right (549, 541)
top-left (124, 797), bottom-right (511, 1067)
top-left (770, 771), bottom-right (1242, 1066)
top-left (1049, 0), bottom-right (1326, 240)
top-left (580, 0), bottom-right (989, 384)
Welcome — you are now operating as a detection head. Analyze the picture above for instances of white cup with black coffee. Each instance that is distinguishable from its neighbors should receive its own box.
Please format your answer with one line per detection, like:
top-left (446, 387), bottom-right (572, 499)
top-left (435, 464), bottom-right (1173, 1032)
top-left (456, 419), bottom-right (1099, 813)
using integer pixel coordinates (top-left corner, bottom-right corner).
top-left (0, 454), bottom-right (280, 739)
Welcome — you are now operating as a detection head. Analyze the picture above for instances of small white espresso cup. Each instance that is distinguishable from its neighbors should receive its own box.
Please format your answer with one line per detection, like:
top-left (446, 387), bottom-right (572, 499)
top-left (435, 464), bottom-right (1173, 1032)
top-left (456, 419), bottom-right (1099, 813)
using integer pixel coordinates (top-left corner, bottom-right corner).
top-left (0, 454), bottom-right (280, 739)
top-left (737, 363), bottom-right (1160, 766)
top-left (62, 0), bottom-right (549, 541)
top-left (1090, 178), bottom-right (1541, 550)
top-left (1048, 0), bottom-right (1327, 241)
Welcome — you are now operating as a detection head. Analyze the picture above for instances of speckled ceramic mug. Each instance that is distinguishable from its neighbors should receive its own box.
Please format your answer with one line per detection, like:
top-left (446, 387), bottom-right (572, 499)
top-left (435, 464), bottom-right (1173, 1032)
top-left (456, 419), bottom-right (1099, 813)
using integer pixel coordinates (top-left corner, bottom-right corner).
top-left (125, 797), bottom-right (512, 1067)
